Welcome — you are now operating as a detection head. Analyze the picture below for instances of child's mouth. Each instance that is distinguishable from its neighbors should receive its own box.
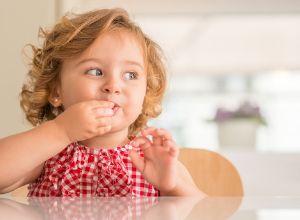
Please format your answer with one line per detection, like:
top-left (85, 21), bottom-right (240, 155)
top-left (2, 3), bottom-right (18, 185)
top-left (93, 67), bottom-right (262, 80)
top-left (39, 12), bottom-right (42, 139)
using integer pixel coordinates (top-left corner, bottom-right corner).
top-left (111, 103), bottom-right (120, 115)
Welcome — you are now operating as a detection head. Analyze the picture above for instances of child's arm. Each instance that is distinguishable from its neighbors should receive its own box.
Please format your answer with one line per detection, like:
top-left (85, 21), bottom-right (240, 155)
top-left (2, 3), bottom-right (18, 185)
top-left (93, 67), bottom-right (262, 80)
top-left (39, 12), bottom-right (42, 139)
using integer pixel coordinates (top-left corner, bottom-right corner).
top-left (129, 127), bottom-right (207, 197)
top-left (0, 121), bottom-right (70, 193)
top-left (0, 100), bottom-right (114, 193)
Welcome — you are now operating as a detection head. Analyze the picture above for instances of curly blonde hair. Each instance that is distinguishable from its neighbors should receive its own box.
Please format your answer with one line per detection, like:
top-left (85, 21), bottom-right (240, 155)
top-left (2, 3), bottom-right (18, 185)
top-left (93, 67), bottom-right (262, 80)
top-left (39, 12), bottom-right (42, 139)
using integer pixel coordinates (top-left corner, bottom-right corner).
top-left (20, 8), bottom-right (166, 136)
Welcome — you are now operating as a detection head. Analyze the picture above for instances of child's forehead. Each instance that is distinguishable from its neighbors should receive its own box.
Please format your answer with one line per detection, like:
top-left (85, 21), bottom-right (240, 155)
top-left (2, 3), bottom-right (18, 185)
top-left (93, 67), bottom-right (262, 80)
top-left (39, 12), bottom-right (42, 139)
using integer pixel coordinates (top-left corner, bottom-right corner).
top-left (66, 30), bottom-right (146, 68)
top-left (93, 30), bottom-right (142, 48)
top-left (89, 31), bottom-right (142, 54)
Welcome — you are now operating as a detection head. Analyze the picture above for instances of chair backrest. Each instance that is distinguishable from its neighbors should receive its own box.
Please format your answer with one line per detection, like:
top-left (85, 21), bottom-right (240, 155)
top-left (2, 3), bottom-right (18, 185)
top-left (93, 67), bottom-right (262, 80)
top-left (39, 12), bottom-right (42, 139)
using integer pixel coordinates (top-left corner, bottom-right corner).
top-left (11, 184), bottom-right (28, 198)
top-left (179, 148), bottom-right (243, 196)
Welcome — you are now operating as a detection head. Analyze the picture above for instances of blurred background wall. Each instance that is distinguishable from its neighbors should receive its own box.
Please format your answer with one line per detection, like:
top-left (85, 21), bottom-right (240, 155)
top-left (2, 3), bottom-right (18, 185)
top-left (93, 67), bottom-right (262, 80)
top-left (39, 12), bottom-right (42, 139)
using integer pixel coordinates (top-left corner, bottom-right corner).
top-left (0, 0), bottom-right (56, 136)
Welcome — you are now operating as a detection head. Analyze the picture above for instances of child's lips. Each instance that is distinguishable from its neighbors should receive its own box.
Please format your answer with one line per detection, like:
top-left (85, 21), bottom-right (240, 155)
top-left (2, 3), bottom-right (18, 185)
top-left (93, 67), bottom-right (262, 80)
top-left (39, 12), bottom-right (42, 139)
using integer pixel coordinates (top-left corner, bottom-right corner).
top-left (111, 102), bottom-right (120, 115)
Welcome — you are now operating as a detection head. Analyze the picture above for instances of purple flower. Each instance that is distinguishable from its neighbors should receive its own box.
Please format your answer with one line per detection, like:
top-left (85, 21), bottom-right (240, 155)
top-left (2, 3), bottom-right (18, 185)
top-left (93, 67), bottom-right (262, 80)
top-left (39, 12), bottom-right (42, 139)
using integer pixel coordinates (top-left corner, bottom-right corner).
top-left (215, 108), bottom-right (234, 121)
top-left (212, 101), bottom-right (266, 125)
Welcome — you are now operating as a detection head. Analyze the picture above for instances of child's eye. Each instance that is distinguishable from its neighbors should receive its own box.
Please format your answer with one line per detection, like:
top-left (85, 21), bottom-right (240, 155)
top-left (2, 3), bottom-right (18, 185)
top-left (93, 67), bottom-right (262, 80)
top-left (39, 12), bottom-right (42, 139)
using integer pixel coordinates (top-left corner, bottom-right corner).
top-left (124, 72), bottom-right (137, 80)
top-left (85, 68), bottom-right (103, 76)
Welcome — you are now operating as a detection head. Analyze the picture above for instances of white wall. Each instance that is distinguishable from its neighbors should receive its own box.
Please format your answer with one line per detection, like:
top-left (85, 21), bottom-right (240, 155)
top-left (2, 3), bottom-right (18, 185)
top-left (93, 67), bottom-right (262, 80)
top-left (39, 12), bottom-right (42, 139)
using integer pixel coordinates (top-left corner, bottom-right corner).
top-left (61, 0), bottom-right (300, 14)
top-left (224, 152), bottom-right (300, 196)
top-left (0, 0), bottom-right (56, 137)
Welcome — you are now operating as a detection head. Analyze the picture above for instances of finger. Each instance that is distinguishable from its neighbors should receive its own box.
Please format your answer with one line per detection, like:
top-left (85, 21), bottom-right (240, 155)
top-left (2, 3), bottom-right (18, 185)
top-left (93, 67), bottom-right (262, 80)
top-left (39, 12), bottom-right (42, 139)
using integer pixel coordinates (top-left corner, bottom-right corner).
top-left (129, 149), bottom-right (145, 173)
top-left (141, 127), bottom-right (160, 145)
top-left (82, 100), bottom-right (114, 109)
top-left (91, 100), bottom-right (115, 108)
top-left (165, 140), bottom-right (179, 158)
top-left (165, 139), bottom-right (176, 148)
top-left (94, 108), bottom-right (114, 117)
top-left (96, 117), bottom-right (112, 127)
top-left (133, 136), bottom-right (152, 151)
top-left (141, 127), bottom-right (156, 136)
top-left (152, 132), bottom-right (162, 146)
top-left (155, 128), bottom-right (173, 140)
top-left (169, 147), bottom-right (179, 158)
top-left (153, 128), bottom-right (173, 147)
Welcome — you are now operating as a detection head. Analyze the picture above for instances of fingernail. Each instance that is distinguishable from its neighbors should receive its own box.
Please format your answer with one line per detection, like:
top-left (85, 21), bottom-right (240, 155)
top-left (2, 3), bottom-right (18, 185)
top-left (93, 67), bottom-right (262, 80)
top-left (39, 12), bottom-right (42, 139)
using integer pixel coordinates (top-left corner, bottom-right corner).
top-left (146, 135), bottom-right (153, 142)
top-left (131, 141), bottom-right (140, 150)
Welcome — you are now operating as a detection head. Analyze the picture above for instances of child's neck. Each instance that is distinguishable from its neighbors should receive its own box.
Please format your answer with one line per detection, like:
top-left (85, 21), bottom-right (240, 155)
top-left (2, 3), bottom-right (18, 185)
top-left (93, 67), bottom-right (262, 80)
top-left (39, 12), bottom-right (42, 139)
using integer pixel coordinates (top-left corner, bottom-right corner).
top-left (78, 129), bottom-right (130, 149)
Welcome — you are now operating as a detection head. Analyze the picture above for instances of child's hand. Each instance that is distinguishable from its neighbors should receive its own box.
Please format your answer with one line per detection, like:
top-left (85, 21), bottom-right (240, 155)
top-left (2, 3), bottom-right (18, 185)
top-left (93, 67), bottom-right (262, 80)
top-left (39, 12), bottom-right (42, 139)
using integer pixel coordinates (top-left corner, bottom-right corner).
top-left (129, 127), bottom-right (179, 193)
top-left (54, 100), bottom-right (114, 143)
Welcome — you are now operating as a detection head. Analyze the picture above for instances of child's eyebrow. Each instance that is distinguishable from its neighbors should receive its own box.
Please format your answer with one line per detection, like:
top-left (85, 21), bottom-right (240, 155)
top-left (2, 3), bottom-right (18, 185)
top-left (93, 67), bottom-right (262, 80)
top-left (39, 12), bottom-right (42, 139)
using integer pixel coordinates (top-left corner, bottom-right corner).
top-left (75, 58), bottom-right (144, 70)
top-left (121, 60), bottom-right (144, 70)
top-left (75, 58), bottom-right (101, 67)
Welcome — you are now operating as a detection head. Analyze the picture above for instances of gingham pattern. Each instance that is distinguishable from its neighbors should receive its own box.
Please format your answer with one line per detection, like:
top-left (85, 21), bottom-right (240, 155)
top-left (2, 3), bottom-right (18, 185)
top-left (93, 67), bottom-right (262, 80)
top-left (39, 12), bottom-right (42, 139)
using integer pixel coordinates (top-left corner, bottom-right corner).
top-left (28, 142), bottom-right (159, 197)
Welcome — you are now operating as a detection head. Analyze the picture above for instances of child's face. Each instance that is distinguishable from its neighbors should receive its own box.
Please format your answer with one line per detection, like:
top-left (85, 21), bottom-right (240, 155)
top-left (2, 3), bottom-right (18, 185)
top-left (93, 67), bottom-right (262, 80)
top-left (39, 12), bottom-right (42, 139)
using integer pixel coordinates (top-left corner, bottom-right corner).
top-left (58, 30), bottom-right (147, 134)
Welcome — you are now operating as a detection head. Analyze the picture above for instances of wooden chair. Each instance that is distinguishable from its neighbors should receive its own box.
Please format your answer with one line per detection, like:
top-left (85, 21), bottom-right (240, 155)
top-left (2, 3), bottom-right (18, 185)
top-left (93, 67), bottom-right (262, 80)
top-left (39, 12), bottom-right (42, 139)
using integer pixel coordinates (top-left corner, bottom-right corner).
top-left (178, 148), bottom-right (243, 196)
top-left (11, 148), bottom-right (243, 197)
top-left (11, 185), bottom-right (28, 198)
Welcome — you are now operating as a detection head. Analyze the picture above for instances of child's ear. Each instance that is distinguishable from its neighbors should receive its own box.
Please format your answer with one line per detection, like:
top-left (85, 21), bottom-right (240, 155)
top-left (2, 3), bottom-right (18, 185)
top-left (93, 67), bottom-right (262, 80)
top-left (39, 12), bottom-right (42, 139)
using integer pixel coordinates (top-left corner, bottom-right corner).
top-left (48, 87), bottom-right (62, 107)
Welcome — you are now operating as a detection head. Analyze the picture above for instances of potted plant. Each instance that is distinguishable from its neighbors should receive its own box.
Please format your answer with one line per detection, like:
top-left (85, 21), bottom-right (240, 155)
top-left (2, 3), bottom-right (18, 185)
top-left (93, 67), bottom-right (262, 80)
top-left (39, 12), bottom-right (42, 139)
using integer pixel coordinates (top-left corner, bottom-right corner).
top-left (211, 101), bottom-right (266, 149)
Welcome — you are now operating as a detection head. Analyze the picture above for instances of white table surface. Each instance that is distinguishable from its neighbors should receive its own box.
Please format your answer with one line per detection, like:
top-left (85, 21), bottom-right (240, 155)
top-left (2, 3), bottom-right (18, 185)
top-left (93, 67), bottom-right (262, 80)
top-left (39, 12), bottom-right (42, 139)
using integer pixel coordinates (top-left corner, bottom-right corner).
top-left (1, 196), bottom-right (300, 220)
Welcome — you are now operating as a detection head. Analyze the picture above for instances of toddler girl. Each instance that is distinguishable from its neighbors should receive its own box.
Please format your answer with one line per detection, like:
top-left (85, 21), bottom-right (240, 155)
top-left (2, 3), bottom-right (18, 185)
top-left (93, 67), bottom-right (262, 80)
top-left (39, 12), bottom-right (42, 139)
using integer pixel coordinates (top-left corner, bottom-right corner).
top-left (0, 8), bottom-right (204, 197)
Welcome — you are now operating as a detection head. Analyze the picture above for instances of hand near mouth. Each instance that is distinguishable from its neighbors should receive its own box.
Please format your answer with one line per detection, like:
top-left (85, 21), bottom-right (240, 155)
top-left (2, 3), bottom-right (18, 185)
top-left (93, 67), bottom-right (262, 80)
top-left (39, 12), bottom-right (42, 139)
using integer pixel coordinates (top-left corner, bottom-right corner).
top-left (54, 100), bottom-right (115, 143)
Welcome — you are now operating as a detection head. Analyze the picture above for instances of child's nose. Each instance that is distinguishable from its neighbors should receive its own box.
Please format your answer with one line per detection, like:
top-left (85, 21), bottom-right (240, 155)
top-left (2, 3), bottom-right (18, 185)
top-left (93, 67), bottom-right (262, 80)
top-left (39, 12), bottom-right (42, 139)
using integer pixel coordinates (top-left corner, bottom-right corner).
top-left (101, 77), bottom-right (121, 94)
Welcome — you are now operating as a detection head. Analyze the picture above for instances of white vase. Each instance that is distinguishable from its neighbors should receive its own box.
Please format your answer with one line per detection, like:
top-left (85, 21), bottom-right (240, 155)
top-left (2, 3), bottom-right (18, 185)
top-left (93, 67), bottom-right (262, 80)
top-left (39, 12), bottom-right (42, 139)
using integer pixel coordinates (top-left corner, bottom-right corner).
top-left (217, 119), bottom-right (259, 149)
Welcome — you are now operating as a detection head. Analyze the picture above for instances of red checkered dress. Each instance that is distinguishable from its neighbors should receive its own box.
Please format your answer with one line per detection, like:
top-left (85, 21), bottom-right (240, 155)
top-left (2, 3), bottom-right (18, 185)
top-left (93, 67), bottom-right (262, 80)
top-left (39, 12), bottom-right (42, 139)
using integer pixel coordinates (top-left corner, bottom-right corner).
top-left (28, 142), bottom-right (159, 197)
